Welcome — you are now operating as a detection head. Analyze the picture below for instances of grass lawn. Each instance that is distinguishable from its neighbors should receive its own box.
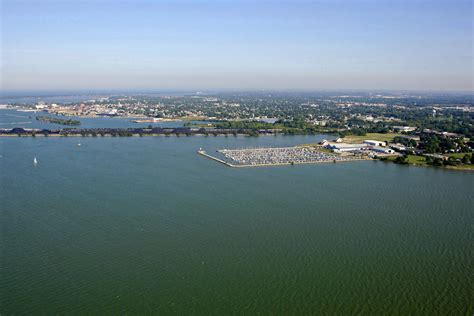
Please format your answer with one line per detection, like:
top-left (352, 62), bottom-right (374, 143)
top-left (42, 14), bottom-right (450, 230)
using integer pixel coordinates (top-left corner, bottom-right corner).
top-left (406, 155), bottom-right (427, 165)
top-left (446, 153), bottom-right (471, 159)
top-left (342, 133), bottom-right (402, 143)
top-left (385, 155), bottom-right (427, 165)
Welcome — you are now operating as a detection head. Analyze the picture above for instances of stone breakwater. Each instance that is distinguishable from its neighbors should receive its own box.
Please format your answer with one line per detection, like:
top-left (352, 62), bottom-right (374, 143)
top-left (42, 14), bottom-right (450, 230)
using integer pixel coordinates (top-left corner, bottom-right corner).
top-left (0, 127), bottom-right (278, 137)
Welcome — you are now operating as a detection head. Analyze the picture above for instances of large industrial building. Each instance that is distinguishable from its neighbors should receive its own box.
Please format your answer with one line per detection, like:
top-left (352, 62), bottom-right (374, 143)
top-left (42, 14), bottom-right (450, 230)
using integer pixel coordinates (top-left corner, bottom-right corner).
top-left (322, 140), bottom-right (396, 155)
top-left (326, 143), bottom-right (368, 152)
top-left (364, 140), bottom-right (386, 147)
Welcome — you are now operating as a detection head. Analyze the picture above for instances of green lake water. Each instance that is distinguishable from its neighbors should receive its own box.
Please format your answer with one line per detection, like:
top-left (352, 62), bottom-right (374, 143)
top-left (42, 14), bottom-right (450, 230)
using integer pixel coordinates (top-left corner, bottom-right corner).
top-left (1, 135), bottom-right (472, 314)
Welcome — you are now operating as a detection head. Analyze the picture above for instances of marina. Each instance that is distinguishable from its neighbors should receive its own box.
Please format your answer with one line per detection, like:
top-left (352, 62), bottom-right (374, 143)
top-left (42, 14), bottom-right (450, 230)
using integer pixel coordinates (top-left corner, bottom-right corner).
top-left (2, 0), bottom-right (473, 312)
top-left (199, 146), bottom-right (367, 167)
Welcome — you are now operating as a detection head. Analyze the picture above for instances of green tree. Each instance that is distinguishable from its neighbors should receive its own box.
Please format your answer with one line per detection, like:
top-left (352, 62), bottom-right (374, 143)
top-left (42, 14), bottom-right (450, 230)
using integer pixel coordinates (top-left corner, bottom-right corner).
top-left (394, 156), bottom-right (408, 164)
top-left (462, 154), bottom-right (470, 164)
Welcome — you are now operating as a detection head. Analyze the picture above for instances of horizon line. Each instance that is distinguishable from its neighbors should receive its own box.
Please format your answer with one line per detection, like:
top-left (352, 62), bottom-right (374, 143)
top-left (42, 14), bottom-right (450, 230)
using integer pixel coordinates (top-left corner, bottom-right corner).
top-left (2, 88), bottom-right (474, 98)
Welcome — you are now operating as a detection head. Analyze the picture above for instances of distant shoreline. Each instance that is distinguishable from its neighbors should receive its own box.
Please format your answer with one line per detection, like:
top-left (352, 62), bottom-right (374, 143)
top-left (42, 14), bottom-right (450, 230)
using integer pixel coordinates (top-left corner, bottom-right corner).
top-left (0, 133), bottom-right (257, 137)
top-left (0, 126), bottom-right (325, 137)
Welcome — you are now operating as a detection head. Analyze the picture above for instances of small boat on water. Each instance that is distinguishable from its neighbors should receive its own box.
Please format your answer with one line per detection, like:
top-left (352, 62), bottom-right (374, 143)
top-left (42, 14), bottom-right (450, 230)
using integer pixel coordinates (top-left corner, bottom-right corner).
top-left (33, 157), bottom-right (38, 165)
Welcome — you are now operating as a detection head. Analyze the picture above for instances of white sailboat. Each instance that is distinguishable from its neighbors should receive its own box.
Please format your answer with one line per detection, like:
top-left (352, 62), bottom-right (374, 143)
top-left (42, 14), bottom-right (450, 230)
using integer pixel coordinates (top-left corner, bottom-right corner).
top-left (33, 157), bottom-right (38, 165)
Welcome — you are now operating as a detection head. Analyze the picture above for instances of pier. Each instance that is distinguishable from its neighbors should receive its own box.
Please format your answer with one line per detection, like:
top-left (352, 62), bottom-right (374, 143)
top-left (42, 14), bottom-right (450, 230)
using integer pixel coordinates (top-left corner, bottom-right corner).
top-left (197, 150), bottom-right (237, 167)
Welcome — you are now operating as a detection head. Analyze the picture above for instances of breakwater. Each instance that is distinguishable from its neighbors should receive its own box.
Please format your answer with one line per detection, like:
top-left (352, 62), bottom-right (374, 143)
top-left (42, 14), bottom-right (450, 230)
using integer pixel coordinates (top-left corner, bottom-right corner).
top-left (198, 150), bottom-right (237, 167)
top-left (0, 127), bottom-right (278, 137)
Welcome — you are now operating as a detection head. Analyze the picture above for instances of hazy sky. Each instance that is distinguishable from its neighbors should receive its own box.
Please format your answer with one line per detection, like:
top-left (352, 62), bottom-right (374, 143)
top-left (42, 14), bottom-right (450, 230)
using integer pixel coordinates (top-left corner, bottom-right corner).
top-left (1, 0), bottom-right (473, 92)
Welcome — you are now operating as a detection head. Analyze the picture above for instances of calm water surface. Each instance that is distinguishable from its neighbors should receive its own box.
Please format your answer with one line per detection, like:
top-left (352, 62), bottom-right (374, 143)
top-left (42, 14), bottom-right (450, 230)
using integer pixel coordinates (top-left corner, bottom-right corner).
top-left (0, 135), bottom-right (472, 314)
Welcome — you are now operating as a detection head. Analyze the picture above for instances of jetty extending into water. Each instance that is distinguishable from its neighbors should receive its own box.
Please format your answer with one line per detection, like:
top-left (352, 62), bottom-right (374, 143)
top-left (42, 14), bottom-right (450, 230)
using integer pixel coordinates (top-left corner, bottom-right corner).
top-left (199, 146), bottom-right (367, 168)
top-left (197, 150), bottom-right (238, 167)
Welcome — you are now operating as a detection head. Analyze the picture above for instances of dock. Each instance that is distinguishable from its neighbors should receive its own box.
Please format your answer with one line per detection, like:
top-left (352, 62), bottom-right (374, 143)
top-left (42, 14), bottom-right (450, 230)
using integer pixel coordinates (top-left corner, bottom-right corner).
top-left (197, 150), bottom-right (238, 167)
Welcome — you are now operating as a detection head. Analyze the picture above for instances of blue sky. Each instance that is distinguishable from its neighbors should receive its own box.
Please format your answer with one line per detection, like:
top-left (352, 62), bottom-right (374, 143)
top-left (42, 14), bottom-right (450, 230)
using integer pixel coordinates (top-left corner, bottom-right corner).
top-left (1, 0), bottom-right (472, 91)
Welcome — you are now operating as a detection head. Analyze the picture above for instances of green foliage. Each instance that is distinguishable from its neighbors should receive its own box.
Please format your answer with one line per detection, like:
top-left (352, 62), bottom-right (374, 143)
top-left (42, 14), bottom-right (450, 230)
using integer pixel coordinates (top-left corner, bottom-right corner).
top-left (443, 157), bottom-right (459, 166)
top-left (462, 154), bottom-right (470, 164)
top-left (36, 116), bottom-right (81, 126)
top-left (426, 157), bottom-right (443, 166)
top-left (394, 156), bottom-right (408, 164)
top-left (393, 136), bottom-right (417, 147)
top-left (213, 118), bottom-right (326, 135)
top-left (419, 134), bottom-right (469, 154)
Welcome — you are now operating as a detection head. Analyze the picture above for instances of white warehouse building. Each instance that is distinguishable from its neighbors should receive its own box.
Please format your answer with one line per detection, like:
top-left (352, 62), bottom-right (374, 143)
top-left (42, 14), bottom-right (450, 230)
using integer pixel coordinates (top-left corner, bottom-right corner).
top-left (327, 143), bottom-right (369, 152)
top-left (364, 140), bottom-right (386, 147)
top-left (372, 147), bottom-right (395, 154)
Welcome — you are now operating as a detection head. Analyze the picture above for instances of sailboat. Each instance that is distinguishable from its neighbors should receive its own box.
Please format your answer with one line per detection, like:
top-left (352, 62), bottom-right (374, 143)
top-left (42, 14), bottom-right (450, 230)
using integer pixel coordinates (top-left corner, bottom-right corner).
top-left (33, 157), bottom-right (38, 165)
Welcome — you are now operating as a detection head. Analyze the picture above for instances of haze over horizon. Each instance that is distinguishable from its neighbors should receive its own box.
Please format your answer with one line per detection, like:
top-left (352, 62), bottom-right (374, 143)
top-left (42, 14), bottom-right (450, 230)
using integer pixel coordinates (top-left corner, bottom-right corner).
top-left (1, 0), bottom-right (473, 92)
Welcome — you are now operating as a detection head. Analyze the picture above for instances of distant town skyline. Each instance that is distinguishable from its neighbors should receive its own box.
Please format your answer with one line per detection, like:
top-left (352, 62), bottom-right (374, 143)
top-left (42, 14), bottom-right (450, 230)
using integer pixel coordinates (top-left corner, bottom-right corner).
top-left (1, 0), bottom-right (473, 92)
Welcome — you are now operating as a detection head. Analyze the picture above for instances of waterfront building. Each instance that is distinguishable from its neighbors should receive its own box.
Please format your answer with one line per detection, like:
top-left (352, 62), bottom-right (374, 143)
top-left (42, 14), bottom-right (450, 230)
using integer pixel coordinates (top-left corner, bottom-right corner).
top-left (326, 143), bottom-right (368, 152)
top-left (390, 144), bottom-right (407, 152)
top-left (372, 147), bottom-right (395, 154)
top-left (364, 140), bottom-right (387, 147)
